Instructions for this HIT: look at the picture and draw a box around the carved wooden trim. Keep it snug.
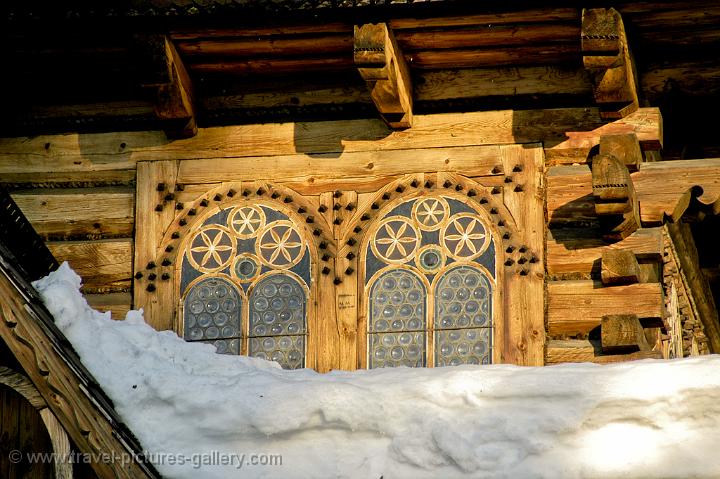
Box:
[582,8,639,119]
[354,23,413,129]
[592,153,640,241]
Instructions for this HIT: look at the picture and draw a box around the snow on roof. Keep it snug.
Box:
[34,262,720,479]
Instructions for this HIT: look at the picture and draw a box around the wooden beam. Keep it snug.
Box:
[47,239,133,294]
[547,280,663,336]
[601,314,650,353]
[545,339,661,364]
[599,133,643,172]
[139,35,196,139]
[601,248,641,285]
[582,8,639,119]
[547,227,663,278]
[592,153,640,241]
[85,292,132,320]
[354,23,413,128]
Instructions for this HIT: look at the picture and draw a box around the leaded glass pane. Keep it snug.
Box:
[435,266,491,330]
[369,332,426,368]
[183,277,242,349]
[434,266,492,367]
[249,274,306,369]
[435,328,491,366]
[368,269,426,368]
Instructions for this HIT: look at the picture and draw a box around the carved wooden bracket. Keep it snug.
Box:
[601,248,640,285]
[599,133,643,172]
[582,8,639,120]
[592,153,640,241]
[138,35,197,139]
[354,23,413,129]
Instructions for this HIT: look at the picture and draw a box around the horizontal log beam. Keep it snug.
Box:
[545,339,662,364]
[547,280,664,336]
[10,188,134,240]
[0,108,662,173]
[47,239,133,294]
[547,227,663,278]
[85,292,132,320]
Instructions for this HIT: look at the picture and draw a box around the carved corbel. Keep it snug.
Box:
[137,35,197,139]
[582,8,639,120]
[354,23,413,129]
[592,153,640,241]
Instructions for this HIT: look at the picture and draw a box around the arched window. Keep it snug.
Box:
[178,201,312,369]
[363,195,496,369]
[434,265,492,366]
[249,274,307,369]
[183,277,243,354]
[368,269,426,368]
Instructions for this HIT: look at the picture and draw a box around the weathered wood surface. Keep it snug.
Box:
[599,133,643,171]
[0,268,152,478]
[601,314,649,353]
[548,159,720,226]
[134,161,178,332]
[601,248,641,285]
[11,188,134,240]
[85,293,132,320]
[547,280,663,336]
[354,23,413,128]
[47,239,133,293]
[0,108,662,171]
[547,227,662,278]
[592,153,640,241]
[666,222,720,353]
[545,339,662,364]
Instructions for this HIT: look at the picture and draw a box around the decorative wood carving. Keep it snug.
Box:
[601,248,640,285]
[138,35,196,138]
[582,8,639,120]
[354,23,413,129]
[592,153,640,241]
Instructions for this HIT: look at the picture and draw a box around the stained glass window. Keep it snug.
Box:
[365,195,495,369]
[183,277,242,355]
[368,269,426,368]
[248,274,306,369]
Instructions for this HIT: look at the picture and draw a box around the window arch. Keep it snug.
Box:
[178,200,313,369]
[363,194,497,369]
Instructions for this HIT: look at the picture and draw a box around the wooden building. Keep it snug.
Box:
[1,0,720,476]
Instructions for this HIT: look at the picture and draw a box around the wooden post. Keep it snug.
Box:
[354,23,413,129]
[582,8,639,119]
[601,314,650,353]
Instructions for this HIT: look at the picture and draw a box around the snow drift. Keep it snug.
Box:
[33,263,720,478]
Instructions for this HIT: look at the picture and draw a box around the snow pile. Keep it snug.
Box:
[34,263,720,479]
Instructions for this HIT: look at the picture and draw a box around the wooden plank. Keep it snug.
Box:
[177,146,502,184]
[176,34,351,58]
[133,161,179,332]
[47,239,133,294]
[85,292,132,320]
[547,227,663,277]
[547,165,594,226]
[316,192,340,372]
[499,145,545,366]
[333,190,359,371]
[417,66,592,101]
[10,187,134,240]
[0,107,662,167]
[547,280,664,336]
[545,339,662,364]
[407,44,578,69]
[389,8,580,29]
[0,169,136,189]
